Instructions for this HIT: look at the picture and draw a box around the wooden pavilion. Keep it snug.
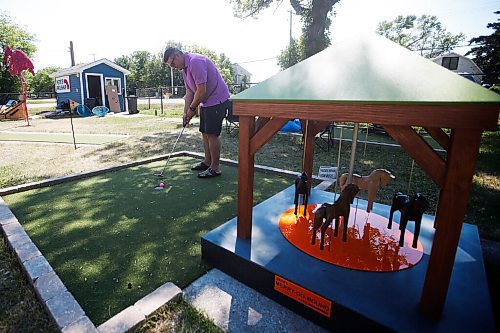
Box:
[231,32,500,319]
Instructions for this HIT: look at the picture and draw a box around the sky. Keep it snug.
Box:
[1,0,498,82]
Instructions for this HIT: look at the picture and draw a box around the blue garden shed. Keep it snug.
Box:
[50,59,130,112]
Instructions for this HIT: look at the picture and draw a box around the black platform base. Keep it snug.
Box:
[201,186,495,332]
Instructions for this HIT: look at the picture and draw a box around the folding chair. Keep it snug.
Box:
[225,101,239,135]
[315,122,335,152]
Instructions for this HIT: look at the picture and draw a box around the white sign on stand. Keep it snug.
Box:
[318,166,337,181]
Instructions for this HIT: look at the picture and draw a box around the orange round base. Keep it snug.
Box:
[279,204,424,272]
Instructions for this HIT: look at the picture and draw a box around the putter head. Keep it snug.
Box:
[153,173,164,178]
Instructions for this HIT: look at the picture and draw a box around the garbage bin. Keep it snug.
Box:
[127,95,138,114]
[84,98,96,110]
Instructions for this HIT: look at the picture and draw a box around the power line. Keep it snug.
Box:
[234,57,277,64]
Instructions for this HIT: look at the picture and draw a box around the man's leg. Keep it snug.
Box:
[202,133,211,166]
[207,133,221,171]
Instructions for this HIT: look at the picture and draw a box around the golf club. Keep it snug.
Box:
[154,124,187,178]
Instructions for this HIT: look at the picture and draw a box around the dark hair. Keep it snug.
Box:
[163,47,182,62]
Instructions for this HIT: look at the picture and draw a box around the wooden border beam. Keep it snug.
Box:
[233,102,499,130]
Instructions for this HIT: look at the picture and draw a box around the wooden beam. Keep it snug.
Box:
[420,129,483,317]
[250,118,289,155]
[233,102,499,130]
[424,127,450,151]
[302,120,316,190]
[384,125,446,188]
[237,116,256,239]
[255,117,270,132]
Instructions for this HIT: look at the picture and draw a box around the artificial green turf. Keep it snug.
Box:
[3,157,290,324]
[0,132,128,145]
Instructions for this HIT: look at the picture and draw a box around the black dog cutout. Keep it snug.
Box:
[312,184,360,249]
[294,172,309,217]
[388,192,429,248]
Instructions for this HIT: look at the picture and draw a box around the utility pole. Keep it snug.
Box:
[68,41,77,150]
[69,41,75,66]
[289,10,293,66]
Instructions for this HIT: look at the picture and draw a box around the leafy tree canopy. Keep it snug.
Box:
[115,41,235,93]
[0,11,37,93]
[376,15,465,58]
[277,36,305,70]
[25,67,61,93]
[466,11,500,91]
[230,0,340,63]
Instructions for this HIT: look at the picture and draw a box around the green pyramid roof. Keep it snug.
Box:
[232,32,500,104]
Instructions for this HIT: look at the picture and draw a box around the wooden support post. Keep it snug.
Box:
[237,116,256,239]
[302,120,315,191]
[419,128,483,317]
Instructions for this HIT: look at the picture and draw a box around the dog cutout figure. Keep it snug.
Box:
[388,192,429,248]
[339,169,395,212]
[311,184,360,249]
[294,172,309,217]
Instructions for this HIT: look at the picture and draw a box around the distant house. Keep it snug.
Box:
[49,59,130,111]
[231,63,252,84]
[432,52,483,84]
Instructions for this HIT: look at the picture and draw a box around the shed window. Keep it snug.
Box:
[441,57,459,70]
[105,78,122,94]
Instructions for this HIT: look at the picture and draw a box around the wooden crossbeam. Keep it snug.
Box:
[425,127,450,151]
[250,118,289,155]
[384,125,446,188]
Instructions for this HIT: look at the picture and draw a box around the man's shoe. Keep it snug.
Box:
[198,168,222,178]
[191,162,209,171]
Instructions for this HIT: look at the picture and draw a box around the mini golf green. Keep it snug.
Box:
[3,157,291,324]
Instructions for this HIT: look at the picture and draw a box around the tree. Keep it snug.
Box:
[229,0,341,59]
[115,42,235,94]
[25,67,61,93]
[376,15,465,58]
[466,11,500,91]
[277,36,304,69]
[0,12,37,93]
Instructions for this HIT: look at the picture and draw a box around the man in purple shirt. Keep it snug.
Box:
[163,47,231,178]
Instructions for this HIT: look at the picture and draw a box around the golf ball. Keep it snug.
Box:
[159,183,165,187]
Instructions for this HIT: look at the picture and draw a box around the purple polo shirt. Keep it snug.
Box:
[182,53,230,107]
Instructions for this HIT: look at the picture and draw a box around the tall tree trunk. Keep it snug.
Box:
[292,0,340,58]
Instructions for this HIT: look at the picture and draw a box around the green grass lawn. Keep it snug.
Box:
[3,157,291,325]
[0,132,129,145]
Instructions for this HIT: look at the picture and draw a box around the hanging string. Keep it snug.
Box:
[333,125,344,199]
[363,123,369,158]
[407,159,415,194]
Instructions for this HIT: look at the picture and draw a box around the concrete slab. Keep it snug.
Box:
[184,268,327,333]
